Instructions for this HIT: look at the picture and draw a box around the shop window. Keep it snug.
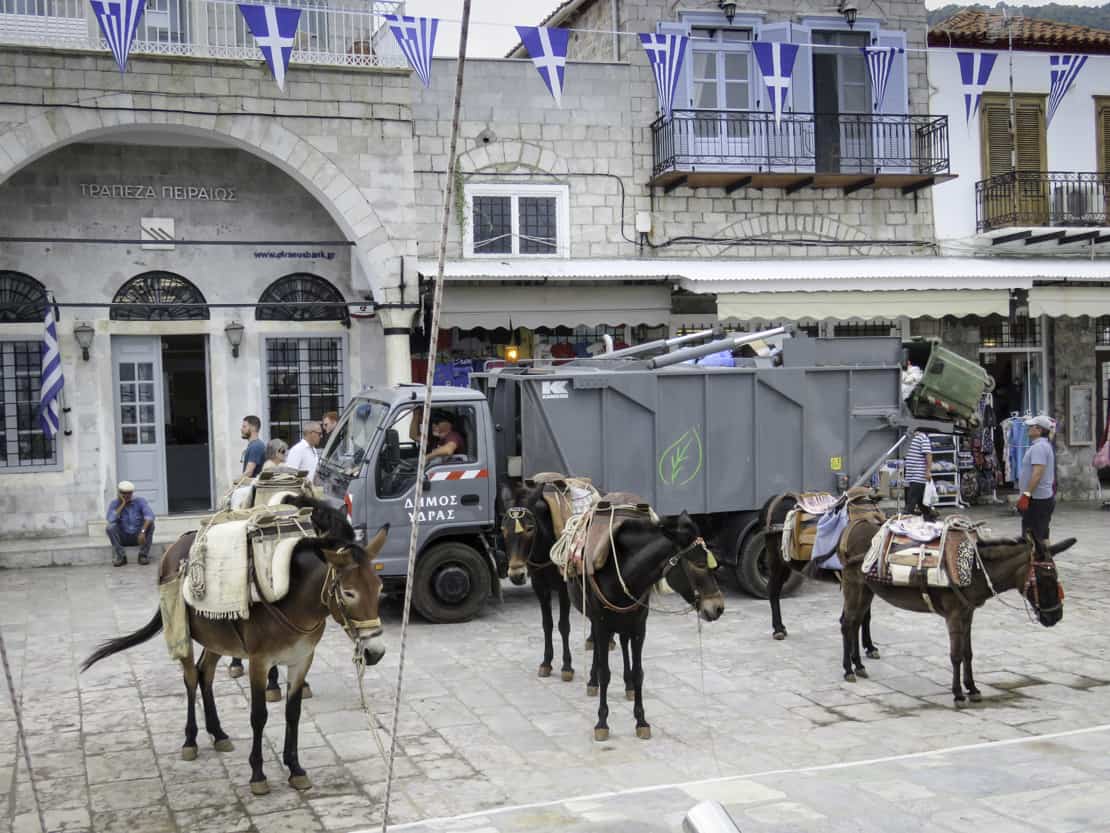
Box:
[979,315,1041,348]
[465,183,569,258]
[833,320,898,337]
[256,273,350,326]
[0,272,49,323]
[0,340,59,469]
[111,272,209,321]
[1097,316,1110,347]
[264,337,344,447]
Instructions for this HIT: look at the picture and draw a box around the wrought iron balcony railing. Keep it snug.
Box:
[651,109,951,179]
[975,171,1110,232]
[0,0,406,69]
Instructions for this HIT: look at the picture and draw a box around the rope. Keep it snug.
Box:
[0,626,47,833]
[379,4,472,831]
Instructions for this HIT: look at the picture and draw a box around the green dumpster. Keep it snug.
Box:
[908,344,994,426]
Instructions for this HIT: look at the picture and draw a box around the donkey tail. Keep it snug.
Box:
[81,608,163,672]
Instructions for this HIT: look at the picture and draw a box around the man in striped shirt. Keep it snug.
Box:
[903,429,933,517]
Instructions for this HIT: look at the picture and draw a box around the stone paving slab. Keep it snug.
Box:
[1,505,1108,832]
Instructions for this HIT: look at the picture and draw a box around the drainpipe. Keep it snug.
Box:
[611,0,620,61]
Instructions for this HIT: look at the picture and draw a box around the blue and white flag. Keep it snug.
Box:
[38,303,63,440]
[753,42,799,127]
[861,46,902,112]
[238,4,301,91]
[956,51,997,125]
[88,0,145,73]
[385,14,438,88]
[639,33,688,118]
[515,26,569,106]
[1048,53,1087,125]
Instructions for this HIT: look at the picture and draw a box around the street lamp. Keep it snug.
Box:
[717,1,738,24]
[73,321,94,361]
[224,320,245,358]
[838,0,859,29]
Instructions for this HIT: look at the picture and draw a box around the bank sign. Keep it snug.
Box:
[80,183,238,201]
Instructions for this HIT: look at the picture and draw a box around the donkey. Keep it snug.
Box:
[82,497,388,796]
[569,501,725,741]
[762,493,881,670]
[839,519,1073,701]
[502,483,610,688]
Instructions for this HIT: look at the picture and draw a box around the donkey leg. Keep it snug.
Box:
[537,583,554,678]
[557,583,574,682]
[961,611,980,702]
[862,604,881,660]
[266,664,282,702]
[620,633,635,701]
[180,652,200,760]
[768,557,789,640]
[631,626,650,739]
[946,612,966,705]
[593,624,612,741]
[197,649,233,751]
[248,658,271,794]
[283,654,313,790]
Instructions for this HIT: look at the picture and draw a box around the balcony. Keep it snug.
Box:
[976,171,1110,246]
[650,109,953,195]
[0,0,406,69]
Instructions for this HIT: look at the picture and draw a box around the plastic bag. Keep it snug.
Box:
[923,480,939,507]
[1094,441,1110,470]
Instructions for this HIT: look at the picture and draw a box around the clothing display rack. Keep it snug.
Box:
[927,433,962,508]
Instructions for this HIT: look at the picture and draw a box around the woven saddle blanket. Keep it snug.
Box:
[863,514,979,589]
[781,489,883,564]
[553,492,658,579]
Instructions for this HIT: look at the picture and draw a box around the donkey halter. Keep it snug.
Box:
[1024,555,1063,616]
[506,506,549,571]
[322,561,382,641]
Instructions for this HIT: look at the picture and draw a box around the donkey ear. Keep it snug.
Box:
[1049,537,1077,556]
[364,524,389,560]
[322,546,355,568]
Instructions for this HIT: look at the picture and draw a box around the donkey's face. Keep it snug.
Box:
[323,524,388,665]
[502,504,539,586]
[659,511,725,623]
[1024,537,1075,628]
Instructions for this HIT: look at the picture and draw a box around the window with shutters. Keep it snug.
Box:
[979,94,1048,227]
[1098,98,1110,176]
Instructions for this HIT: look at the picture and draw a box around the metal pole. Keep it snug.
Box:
[647,326,788,369]
[380,2,471,830]
[852,433,909,490]
[597,328,719,359]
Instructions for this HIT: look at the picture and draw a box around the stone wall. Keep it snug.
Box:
[1050,317,1101,500]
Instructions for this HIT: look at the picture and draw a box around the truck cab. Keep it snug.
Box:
[315,384,504,623]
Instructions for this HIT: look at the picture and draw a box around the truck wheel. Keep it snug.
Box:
[736,530,802,599]
[412,542,492,624]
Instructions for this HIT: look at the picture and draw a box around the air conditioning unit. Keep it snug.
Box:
[1050,182,1105,225]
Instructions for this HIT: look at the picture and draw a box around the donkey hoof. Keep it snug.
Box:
[265,687,282,703]
[954,698,967,709]
[561,669,574,682]
[288,774,312,791]
[636,725,652,740]
[608,638,616,651]
[587,685,598,697]
[866,648,881,660]
[250,779,271,796]
[844,672,857,683]
[968,692,983,703]
[593,727,609,742]
[181,745,198,761]
[772,630,787,641]
[228,665,244,679]
[538,665,552,678]
[585,638,594,650]
[301,684,312,700]
[625,689,635,701]
[213,738,234,753]
[854,667,869,679]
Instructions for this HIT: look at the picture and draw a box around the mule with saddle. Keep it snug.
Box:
[83,481,389,796]
[505,478,725,741]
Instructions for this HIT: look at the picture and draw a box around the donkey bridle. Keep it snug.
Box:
[590,537,715,614]
[1024,556,1063,616]
[505,506,556,573]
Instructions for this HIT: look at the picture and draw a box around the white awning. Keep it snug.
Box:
[1029,286,1110,317]
[717,289,1012,321]
[440,285,671,329]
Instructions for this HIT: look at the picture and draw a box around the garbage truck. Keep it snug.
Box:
[315,329,991,623]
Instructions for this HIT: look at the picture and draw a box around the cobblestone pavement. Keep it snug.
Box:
[2,505,1109,833]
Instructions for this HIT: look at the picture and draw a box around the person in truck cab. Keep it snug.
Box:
[410,407,467,463]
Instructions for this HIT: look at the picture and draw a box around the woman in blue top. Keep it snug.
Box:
[1018,415,1056,544]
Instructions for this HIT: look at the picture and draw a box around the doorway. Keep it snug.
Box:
[812,30,870,173]
[112,334,212,516]
[1097,349,1110,487]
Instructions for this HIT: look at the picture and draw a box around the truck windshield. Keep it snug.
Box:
[320,398,388,473]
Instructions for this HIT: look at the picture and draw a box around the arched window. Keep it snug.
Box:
[256,273,350,326]
[111,272,209,321]
[0,271,49,323]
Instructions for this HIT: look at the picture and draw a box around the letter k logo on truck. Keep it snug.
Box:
[541,381,569,399]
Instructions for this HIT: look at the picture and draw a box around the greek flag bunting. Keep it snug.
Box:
[752,42,799,127]
[515,26,570,106]
[238,4,302,91]
[38,304,63,440]
[861,46,901,112]
[1048,54,1087,125]
[956,51,997,125]
[88,0,145,73]
[639,33,688,118]
[384,14,438,88]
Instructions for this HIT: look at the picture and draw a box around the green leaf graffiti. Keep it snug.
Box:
[658,427,704,487]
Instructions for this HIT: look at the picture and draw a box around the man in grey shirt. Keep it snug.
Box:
[1018,415,1056,543]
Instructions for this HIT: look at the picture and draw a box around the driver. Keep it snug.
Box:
[410,408,466,463]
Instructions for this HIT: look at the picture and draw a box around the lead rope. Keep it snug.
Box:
[0,626,47,833]
[379,6,471,831]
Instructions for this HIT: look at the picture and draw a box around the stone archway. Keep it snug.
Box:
[456,140,571,176]
[690,214,892,258]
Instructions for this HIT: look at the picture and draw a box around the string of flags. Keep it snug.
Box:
[82,6,1094,129]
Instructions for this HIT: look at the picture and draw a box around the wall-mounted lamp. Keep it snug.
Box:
[838,0,859,29]
[73,321,94,361]
[717,1,738,24]
[505,344,520,363]
[224,320,245,358]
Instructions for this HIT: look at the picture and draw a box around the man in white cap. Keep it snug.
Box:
[105,481,156,566]
[1017,415,1056,544]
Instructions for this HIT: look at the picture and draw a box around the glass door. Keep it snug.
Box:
[112,336,168,515]
[687,27,753,165]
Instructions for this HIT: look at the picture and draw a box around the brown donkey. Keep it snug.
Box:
[839,519,1073,701]
[83,501,388,796]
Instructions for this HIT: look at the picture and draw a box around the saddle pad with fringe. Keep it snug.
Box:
[250,508,315,603]
[158,573,191,661]
[184,519,251,619]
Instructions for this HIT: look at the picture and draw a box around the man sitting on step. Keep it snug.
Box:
[105,480,155,567]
